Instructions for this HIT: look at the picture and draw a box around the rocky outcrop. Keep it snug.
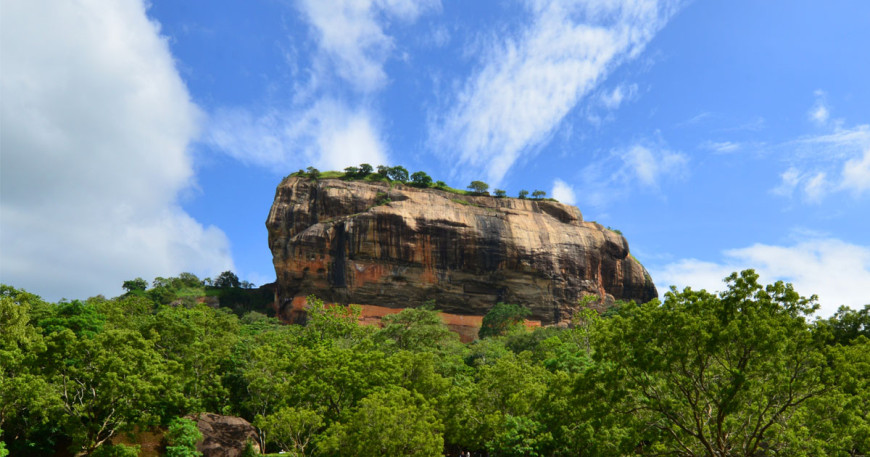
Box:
[190,413,260,457]
[267,176,657,325]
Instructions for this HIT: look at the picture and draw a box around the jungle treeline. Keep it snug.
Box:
[1,270,868,456]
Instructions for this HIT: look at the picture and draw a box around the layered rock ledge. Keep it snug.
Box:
[266,176,657,326]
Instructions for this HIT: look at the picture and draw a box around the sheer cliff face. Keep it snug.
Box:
[266,176,657,325]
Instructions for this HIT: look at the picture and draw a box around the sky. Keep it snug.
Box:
[1,0,868,316]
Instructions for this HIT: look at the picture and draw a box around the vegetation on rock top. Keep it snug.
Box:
[290,164,558,201]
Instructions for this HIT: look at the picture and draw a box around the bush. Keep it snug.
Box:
[166,417,202,457]
[479,303,532,339]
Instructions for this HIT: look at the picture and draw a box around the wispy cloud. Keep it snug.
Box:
[207,99,388,171]
[773,118,870,202]
[652,236,870,317]
[577,141,687,207]
[619,144,688,189]
[599,83,638,110]
[295,0,441,93]
[808,89,830,126]
[430,0,683,185]
[700,140,741,153]
[207,0,441,171]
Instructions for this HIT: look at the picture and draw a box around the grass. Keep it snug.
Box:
[450,198,470,205]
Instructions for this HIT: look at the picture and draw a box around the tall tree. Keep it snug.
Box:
[589,270,826,457]
[468,180,489,194]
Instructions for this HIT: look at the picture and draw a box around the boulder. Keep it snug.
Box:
[190,413,260,457]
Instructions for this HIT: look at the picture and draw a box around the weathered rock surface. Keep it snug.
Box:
[190,413,260,457]
[267,176,657,325]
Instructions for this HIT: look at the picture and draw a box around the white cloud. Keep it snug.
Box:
[599,83,638,110]
[774,122,870,202]
[652,237,870,317]
[296,0,440,93]
[0,0,233,301]
[431,0,682,184]
[575,141,687,207]
[841,149,870,195]
[551,179,577,205]
[701,140,741,153]
[619,144,688,188]
[207,99,389,171]
[808,90,830,125]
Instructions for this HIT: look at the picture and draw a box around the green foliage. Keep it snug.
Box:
[587,270,825,456]
[374,191,391,206]
[166,417,203,457]
[122,277,148,293]
[320,387,442,457]
[91,443,141,457]
[467,180,489,194]
[819,304,870,344]
[531,189,546,199]
[605,225,623,235]
[410,171,433,187]
[214,270,241,289]
[493,188,507,198]
[1,272,866,456]
[305,166,320,179]
[450,198,470,205]
[479,303,531,339]
[255,407,323,456]
[518,189,529,199]
[375,306,459,352]
[387,165,409,183]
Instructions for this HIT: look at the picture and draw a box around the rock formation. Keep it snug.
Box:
[190,413,260,457]
[266,176,657,326]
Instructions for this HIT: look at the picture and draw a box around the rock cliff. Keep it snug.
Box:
[266,176,657,325]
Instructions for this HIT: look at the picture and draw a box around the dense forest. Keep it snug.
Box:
[1,270,867,456]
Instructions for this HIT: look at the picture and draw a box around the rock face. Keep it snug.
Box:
[267,176,657,325]
[190,413,260,457]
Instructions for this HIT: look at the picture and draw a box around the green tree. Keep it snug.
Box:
[166,417,203,457]
[493,189,507,198]
[589,270,826,456]
[47,328,168,455]
[122,278,148,293]
[518,190,529,199]
[358,163,374,175]
[343,166,360,178]
[214,270,241,289]
[306,166,320,179]
[388,166,409,183]
[434,180,447,188]
[531,190,546,199]
[376,165,391,178]
[410,171,433,188]
[320,387,443,457]
[255,407,323,456]
[468,180,489,194]
[479,303,531,339]
[375,306,459,352]
[0,287,61,452]
[147,305,240,414]
[819,304,870,345]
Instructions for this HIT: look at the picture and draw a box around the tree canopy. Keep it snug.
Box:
[1,270,866,456]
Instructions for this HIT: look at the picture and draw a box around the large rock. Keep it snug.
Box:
[266,176,657,325]
[190,413,260,457]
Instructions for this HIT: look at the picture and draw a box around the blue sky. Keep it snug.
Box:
[2,0,868,316]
